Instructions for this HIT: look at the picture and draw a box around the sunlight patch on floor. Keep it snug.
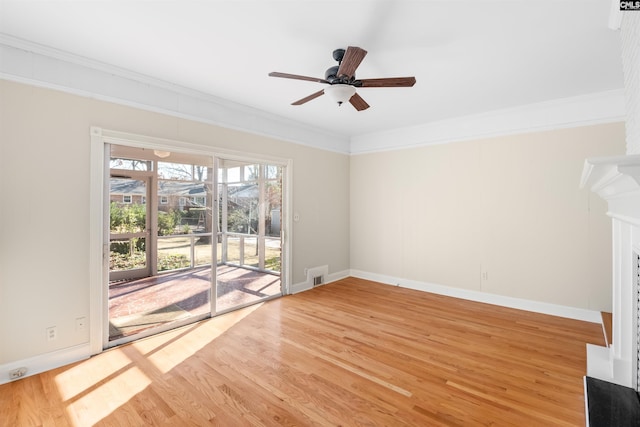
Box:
[140,302,265,374]
[65,366,151,426]
[51,299,266,425]
[54,350,133,401]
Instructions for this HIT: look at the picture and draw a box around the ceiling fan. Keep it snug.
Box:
[269,46,416,111]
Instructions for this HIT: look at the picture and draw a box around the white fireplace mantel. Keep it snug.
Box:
[581,154,640,389]
[581,154,640,225]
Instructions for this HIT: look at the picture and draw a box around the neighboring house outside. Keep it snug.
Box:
[110,179,208,212]
[110,179,280,236]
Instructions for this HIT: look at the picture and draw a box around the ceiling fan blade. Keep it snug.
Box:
[359,77,416,87]
[292,89,325,105]
[349,93,370,111]
[337,46,367,79]
[269,72,329,84]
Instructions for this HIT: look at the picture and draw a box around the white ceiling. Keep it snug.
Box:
[0,0,623,140]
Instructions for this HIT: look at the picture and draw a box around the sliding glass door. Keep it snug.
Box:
[101,137,289,348]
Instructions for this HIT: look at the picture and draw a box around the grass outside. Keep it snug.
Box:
[111,235,281,272]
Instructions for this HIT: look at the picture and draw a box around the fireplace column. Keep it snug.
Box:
[581,154,640,389]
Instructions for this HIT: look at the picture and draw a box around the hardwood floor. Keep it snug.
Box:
[601,311,612,347]
[0,277,604,426]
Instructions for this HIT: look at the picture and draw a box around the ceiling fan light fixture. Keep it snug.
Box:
[324,84,356,106]
[153,150,171,158]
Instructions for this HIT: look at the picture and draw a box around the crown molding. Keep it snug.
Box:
[350,89,626,154]
[0,34,626,156]
[0,34,351,154]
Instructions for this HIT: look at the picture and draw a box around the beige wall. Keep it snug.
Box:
[0,77,626,369]
[350,123,626,312]
[0,80,350,364]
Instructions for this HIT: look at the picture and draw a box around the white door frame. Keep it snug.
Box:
[89,127,292,354]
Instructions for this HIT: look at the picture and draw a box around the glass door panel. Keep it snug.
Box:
[264,168,282,273]
[243,237,259,268]
[216,160,283,313]
[107,145,214,346]
[265,238,281,272]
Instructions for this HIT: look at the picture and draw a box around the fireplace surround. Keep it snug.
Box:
[581,154,640,390]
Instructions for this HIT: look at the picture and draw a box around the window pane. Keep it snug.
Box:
[110,178,146,216]
[243,236,258,268]
[109,185,146,233]
[244,164,260,181]
[226,183,258,234]
[158,162,209,181]
[195,238,212,267]
[265,165,279,179]
[266,180,282,237]
[265,237,281,272]
[110,158,150,171]
[110,237,146,271]
[225,167,240,183]
[157,236,191,271]
[225,235,240,264]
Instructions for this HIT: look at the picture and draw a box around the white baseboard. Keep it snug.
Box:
[349,269,603,324]
[290,280,312,294]
[586,343,614,383]
[327,269,350,284]
[0,343,91,385]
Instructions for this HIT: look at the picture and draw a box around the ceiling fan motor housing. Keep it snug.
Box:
[325,65,340,83]
[332,48,345,62]
[325,66,358,85]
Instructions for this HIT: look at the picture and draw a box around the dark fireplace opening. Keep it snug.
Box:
[633,253,640,392]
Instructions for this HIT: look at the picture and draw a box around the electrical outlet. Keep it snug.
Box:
[76,317,87,331]
[9,367,27,380]
[46,326,57,341]
[481,271,489,281]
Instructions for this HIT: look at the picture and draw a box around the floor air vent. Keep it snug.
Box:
[306,265,329,288]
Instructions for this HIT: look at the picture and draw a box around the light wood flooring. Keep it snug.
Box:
[1,277,604,426]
